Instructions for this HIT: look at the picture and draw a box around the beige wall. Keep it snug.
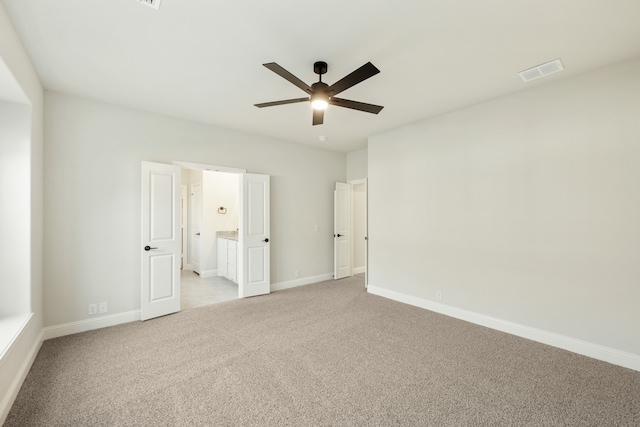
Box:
[347,148,367,181]
[369,56,640,357]
[202,171,239,273]
[0,101,31,315]
[43,91,345,326]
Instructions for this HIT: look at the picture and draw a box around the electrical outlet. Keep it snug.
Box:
[88,303,98,315]
[436,291,442,301]
[294,270,300,278]
[99,302,108,314]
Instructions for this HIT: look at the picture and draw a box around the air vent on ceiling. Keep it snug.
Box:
[518,59,564,82]
[136,0,161,10]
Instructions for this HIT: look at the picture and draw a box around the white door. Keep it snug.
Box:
[191,183,202,274]
[364,178,368,287]
[334,182,352,279]
[239,173,270,298]
[141,161,181,321]
[180,185,187,269]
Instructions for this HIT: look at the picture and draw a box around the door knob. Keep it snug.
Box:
[262,238,269,243]
[336,234,343,237]
[196,233,200,236]
[144,245,158,251]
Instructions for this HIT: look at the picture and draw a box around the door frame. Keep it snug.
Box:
[190,182,202,275]
[173,161,246,174]
[142,161,252,319]
[179,162,247,276]
[180,184,188,270]
[349,178,368,286]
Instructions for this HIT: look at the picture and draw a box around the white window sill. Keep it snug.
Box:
[0,313,32,362]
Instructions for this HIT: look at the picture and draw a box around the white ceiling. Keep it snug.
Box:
[3,0,640,152]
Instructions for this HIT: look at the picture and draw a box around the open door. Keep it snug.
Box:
[191,183,202,275]
[239,173,270,298]
[364,178,368,287]
[334,182,352,279]
[141,161,181,321]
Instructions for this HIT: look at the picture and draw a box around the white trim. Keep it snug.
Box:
[348,178,368,286]
[367,285,640,372]
[272,273,334,292]
[180,184,188,269]
[173,161,246,174]
[352,266,366,275]
[0,313,32,362]
[183,264,193,271]
[199,269,218,278]
[348,178,366,185]
[0,328,42,425]
[42,310,141,340]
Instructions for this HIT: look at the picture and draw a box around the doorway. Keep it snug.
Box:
[181,167,240,309]
[333,179,368,285]
[351,180,367,282]
[141,160,271,321]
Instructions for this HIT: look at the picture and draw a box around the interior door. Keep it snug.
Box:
[180,185,187,269]
[141,161,181,321]
[334,182,352,279]
[239,173,270,298]
[364,178,368,287]
[191,183,201,274]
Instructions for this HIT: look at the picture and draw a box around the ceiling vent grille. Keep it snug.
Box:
[136,0,161,10]
[519,59,564,82]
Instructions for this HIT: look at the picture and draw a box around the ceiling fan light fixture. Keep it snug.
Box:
[310,93,329,110]
[255,61,383,125]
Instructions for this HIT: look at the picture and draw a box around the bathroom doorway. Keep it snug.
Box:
[181,167,240,309]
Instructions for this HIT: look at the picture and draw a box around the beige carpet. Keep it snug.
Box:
[5,276,640,426]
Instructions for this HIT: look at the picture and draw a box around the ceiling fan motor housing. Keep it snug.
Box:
[314,61,328,75]
[311,81,329,92]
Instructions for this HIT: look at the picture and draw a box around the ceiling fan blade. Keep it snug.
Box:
[312,109,324,126]
[254,97,309,108]
[329,97,384,114]
[263,63,312,94]
[326,62,380,96]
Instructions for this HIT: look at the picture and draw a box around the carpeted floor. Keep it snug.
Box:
[5,276,640,426]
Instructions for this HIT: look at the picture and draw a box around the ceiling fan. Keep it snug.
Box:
[254,61,384,126]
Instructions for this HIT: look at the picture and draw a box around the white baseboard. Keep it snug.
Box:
[272,273,334,292]
[352,266,366,275]
[0,323,42,425]
[367,285,640,372]
[42,310,141,341]
[200,269,218,278]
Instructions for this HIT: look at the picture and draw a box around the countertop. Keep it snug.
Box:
[217,230,238,241]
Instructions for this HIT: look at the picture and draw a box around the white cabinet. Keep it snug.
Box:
[217,237,238,283]
[217,238,228,277]
[227,240,237,282]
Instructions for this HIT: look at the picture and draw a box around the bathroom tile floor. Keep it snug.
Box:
[180,270,238,310]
